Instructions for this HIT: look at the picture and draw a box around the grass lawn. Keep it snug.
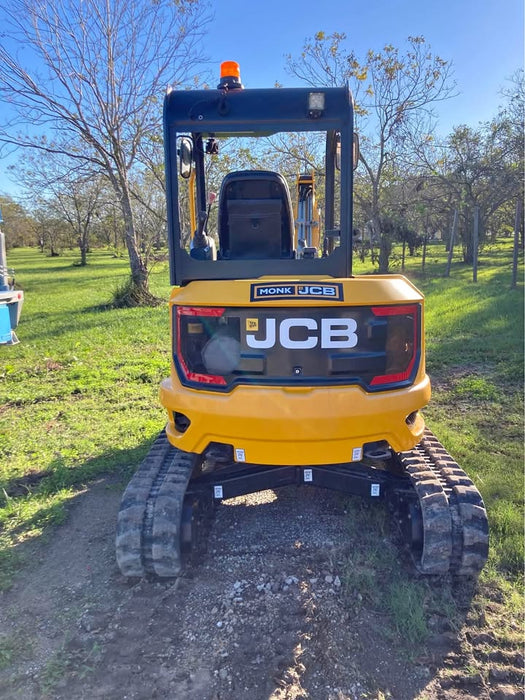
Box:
[0,248,172,588]
[387,239,523,580]
[0,241,523,597]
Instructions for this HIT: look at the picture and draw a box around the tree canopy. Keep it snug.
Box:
[0,0,211,304]
[286,32,456,271]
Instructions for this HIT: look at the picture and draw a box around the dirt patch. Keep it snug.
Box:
[0,479,523,700]
[2,470,53,498]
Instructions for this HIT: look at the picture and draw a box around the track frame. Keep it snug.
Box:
[116,429,488,579]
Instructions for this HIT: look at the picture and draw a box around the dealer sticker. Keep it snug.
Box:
[250,282,343,302]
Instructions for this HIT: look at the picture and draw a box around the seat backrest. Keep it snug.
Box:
[218,171,294,260]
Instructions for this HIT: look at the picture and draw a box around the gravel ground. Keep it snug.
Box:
[0,476,523,700]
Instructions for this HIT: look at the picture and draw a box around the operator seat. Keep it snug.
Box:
[218,170,294,260]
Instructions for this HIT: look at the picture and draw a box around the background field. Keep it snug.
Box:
[1,240,523,590]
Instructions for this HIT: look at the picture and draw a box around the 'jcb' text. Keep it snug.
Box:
[246,318,358,349]
[297,285,337,296]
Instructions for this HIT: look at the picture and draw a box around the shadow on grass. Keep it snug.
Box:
[18,303,167,344]
[0,436,158,590]
[1,439,154,506]
[1,469,53,498]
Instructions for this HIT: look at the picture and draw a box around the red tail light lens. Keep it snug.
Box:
[369,304,419,387]
[175,306,241,386]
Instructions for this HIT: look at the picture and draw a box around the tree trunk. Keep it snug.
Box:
[472,206,479,282]
[371,212,391,274]
[511,197,522,289]
[113,179,161,307]
[378,235,392,274]
[79,238,87,266]
[445,209,458,277]
[79,226,88,266]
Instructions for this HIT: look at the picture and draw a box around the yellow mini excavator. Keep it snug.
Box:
[116,62,488,579]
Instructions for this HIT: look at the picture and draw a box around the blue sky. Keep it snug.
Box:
[207,0,523,132]
[0,0,523,198]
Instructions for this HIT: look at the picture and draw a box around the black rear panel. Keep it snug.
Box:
[174,304,421,392]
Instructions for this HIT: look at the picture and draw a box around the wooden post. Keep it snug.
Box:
[473,206,479,282]
[511,197,522,289]
[445,209,458,277]
[422,234,428,272]
[401,239,406,271]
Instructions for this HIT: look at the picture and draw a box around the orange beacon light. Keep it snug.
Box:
[218,61,243,90]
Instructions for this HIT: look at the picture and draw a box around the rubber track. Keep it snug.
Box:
[116,430,488,580]
[115,432,198,577]
[399,428,489,577]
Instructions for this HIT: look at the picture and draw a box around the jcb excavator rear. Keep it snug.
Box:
[116,62,488,580]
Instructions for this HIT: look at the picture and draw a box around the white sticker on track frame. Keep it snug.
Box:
[235,448,246,462]
[352,447,363,461]
[303,469,313,483]
[214,485,223,499]
[371,483,380,497]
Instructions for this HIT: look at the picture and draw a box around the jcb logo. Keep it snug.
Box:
[246,318,358,349]
[297,285,337,297]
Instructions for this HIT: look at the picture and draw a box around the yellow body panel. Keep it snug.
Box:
[160,275,431,466]
[169,274,424,307]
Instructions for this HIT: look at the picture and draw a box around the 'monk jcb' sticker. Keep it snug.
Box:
[250,283,343,302]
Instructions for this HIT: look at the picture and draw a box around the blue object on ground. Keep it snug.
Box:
[0,304,13,343]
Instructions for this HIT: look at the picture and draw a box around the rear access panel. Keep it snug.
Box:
[160,275,431,465]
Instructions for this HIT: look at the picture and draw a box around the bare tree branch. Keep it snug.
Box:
[0,0,212,303]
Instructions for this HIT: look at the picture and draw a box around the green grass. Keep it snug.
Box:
[0,631,32,671]
[0,241,523,597]
[386,579,428,646]
[357,238,524,582]
[0,248,172,588]
[340,497,463,653]
[415,241,523,581]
